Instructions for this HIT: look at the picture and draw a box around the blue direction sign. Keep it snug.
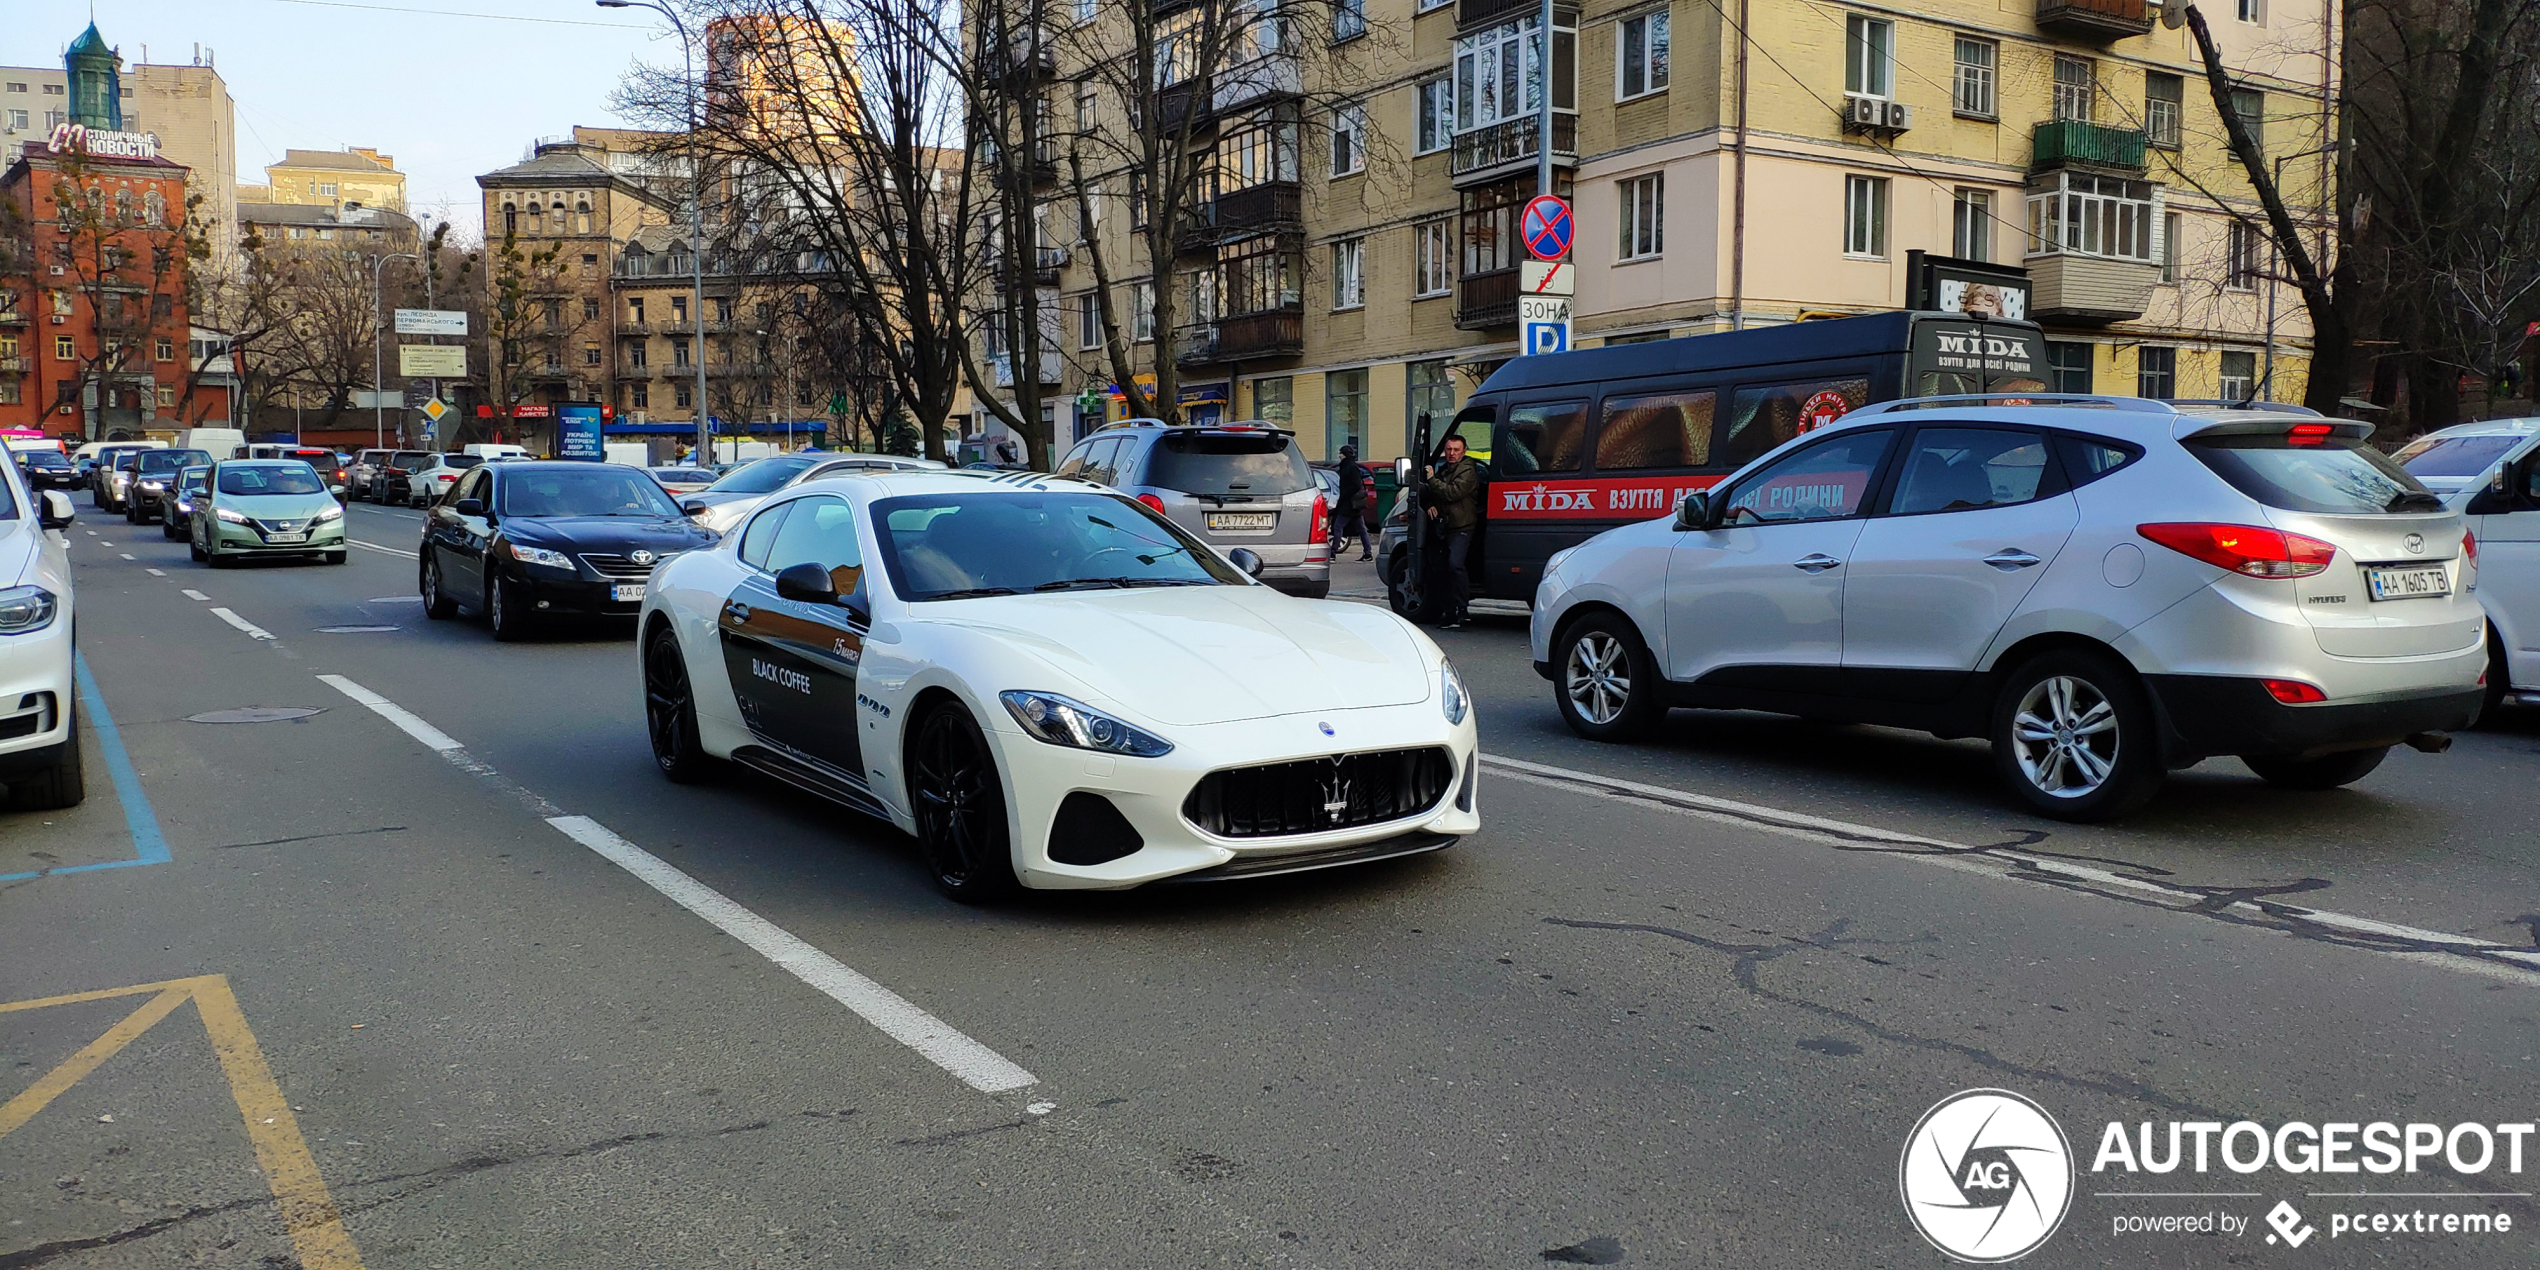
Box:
[1521,194,1573,261]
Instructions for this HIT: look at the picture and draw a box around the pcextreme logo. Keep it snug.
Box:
[1900,1089,2076,1263]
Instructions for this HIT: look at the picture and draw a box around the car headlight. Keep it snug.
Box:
[314,504,344,522]
[1440,659,1469,726]
[999,690,1173,757]
[509,544,574,569]
[0,586,58,634]
[215,507,250,524]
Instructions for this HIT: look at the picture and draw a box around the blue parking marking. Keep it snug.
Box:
[0,651,171,881]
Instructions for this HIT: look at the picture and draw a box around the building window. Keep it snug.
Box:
[674,382,693,409]
[2045,341,2093,394]
[583,344,602,367]
[5,110,24,131]
[1414,219,1453,296]
[2235,0,2265,23]
[1843,175,1888,257]
[1618,173,1663,260]
[2159,210,2183,283]
[628,341,648,369]
[1217,107,1300,191]
[715,297,735,324]
[153,337,172,362]
[1253,376,1294,427]
[318,182,337,197]
[2144,73,2182,149]
[1407,360,1455,446]
[1325,368,1368,458]
[1330,101,1365,177]
[672,295,689,322]
[631,381,649,408]
[2228,87,2264,147]
[1845,16,1893,99]
[2226,219,2261,290]
[2136,346,2176,399]
[1618,10,1669,100]
[1074,0,1096,23]
[672,338,691,367]
[580,297,600,322]
[1416,77,1453,154]
[1331,237,1365,309]
[2052,55,2094,122]
[2218,350,2257,400]
[1453,14,1572,136]
[1077,292,1101,349]
[2026,173,2155,261]
[55,335,74,360]
[1132,281,1155,342]
[1222,235,1302,314]
[1952,38,1996,118]
[580,253,599,280]
[1952,188,1992,261]
[0,381,16,406]
[1333,0,1365,41]
[152,386,172,408]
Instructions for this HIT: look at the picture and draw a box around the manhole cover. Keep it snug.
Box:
[189,707,327,724]
[315,625,401,634]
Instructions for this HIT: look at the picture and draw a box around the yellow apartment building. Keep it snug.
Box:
[242,147,407,215]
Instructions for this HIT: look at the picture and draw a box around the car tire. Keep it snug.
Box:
[325,550,348,565]
[2474,630,2510,727]
[160,514,181,541]
[643,623,715,784]
[1989,649,2164,822]
[486,574,532,642]
[909,704,1019,904]
[421,555,457,620]
[1553,611,1667,742]
[9,704,84,811]
[2243,746,2389,790]
[189,537,206,563]
[123,501,140,524]
[205,545,233,569]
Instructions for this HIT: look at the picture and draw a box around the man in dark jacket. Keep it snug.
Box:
[1420,434,1483,627]
[1333,445,1371,560]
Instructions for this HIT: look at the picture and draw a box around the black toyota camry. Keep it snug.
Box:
[418,460,721,640]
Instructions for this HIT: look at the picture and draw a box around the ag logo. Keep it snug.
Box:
[1899,1089,2073,1262]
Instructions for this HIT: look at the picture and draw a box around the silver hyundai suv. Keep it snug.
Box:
[1530,397,2486,821]
[1057,421,1332,598]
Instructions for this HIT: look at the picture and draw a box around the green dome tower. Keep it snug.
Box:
[65,22,123,131]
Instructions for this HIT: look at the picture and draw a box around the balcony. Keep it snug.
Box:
[1176,308,1304,366]
[1458,0,1538,29]
[2035,0,2155,40]
[1212,181,1301,235]
[2027,253,2159,324]
[987,29,1056,81]
[997,246,1069,292]
[2032,119,2148,172]
[0,309,24,327]
[1213,55,1301,115]
[1455,267,1520,330]
[1156,82,1210,137]
[0,356,28,374]
[990,143,1058,190]
[1450,114,1577,187]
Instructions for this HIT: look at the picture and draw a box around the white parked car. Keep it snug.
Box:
[2394,417,2540,717]
[679,452,947,536]
[0,457,82,809]
[1531,397,2485,821]
[638,470,1478,900]
[398,454,481,507]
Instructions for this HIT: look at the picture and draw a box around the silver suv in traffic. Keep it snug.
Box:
[1530,397,2486,821]
[1056,421,1332,598]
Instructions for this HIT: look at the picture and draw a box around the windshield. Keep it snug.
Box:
[872,492,1243,599]
[180,467,210,493]
[1140,433,1312,497]
[499,467,684,518]
[2186,435,2440,515]
[2393,433,2526,479]
[138,450,210,475]
[705,456,818,495]
[653,468,715,482]
[218,464,326,496]
[25,452,69,469]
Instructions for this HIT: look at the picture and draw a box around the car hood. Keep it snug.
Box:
[502,514,719,556]
[227,493,338,518]
[932,585,1433,725]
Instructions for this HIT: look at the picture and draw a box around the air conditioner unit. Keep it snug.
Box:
[1884,101,1914,131]
[1844,96,1883,129]
[51,315,66,324]
[48,265,64,275]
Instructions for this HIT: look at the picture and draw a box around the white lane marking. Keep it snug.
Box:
[119,553,136,560]
[208,607,276,641]
[317,674,464,752]
[84,529,97,536]
[145,568,166,576]
[347,539,417,559]
[99,541,114,547]
[182,589,210,601]
[547,815,1040,1095]
[1479,752,2540,987]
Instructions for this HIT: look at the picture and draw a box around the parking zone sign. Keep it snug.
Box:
[1520,294,1572,356]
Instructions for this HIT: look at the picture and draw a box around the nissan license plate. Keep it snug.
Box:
[2365,564,2449,601]
[611,583,647,603]
[266,532,307,544]
[1206,511,1276,532]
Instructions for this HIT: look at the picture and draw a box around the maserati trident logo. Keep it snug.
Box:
[629,549,657,566]
[1900,1089,2073,1262]
[1320,756,1351,823]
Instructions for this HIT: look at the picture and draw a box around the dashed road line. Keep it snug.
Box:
[182,589,210,601]
[346,539,416,559]
[119,553,135,561]
[315,675,461,751]
[145,568,165,576]
[208,607,276,641]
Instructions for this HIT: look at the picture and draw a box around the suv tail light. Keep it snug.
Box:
[1308,493,1329,544]
[2463,529,2479,569]
[2263,679,2327,704]
[2138,522,2336,579]
[2287,422,2335,446]
[1136,493,1167,516]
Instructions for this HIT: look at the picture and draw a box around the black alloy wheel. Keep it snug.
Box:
[910,705,1018,903]
[486,573,531,642]
[643,623,714,783]
[420,555,456,619]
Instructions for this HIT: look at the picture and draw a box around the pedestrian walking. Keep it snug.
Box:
[1420,434,1482,627]
[1334,445,1373,561]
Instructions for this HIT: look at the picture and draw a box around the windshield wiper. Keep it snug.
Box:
[1033,578,1129,592]
[924,586,1021,600]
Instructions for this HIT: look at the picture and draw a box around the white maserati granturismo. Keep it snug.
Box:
[637,469,1479,901]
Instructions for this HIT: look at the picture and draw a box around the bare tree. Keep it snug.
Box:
[479,229,598,452]
[31,150,207,438]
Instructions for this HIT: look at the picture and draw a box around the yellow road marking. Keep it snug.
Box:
[0,975,368,1269]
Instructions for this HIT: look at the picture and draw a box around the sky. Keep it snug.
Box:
[5,0,681,237]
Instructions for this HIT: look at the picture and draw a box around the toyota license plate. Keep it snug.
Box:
[611,583,647,603]
[1206,512,1276,532]
[266,532,307,544]
[2365,564,2449,601]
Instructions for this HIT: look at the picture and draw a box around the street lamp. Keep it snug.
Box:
[600,0,711,465]
[370,251,420,450]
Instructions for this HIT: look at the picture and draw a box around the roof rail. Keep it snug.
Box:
[1846,393,2178,417]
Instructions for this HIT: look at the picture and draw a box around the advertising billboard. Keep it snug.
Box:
[557,402,605,461]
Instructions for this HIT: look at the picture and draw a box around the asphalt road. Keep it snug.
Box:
[3,501,2535,1269]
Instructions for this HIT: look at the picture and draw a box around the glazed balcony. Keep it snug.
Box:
[2035,0,2155,41]
[2031,119,2148,172]
[1450,114,1576,187]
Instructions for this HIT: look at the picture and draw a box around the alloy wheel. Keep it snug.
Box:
[912,712,999,889]
[1565,631,1632,726]
[644,632,694,773]
[2010,674,2119,798]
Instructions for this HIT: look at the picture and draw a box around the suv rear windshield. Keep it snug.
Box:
[1141,433,1312,497]
[2393,433,2526,479]
[2186,435,2440,515]
[391,451,432,468]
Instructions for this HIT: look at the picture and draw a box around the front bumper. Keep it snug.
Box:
[991,699,1480,890]
[505,565,651,616]
[2145,677,2483,762]
[210,518,347,554]
[0,614,76,766]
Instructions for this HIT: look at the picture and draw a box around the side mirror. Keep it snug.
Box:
[453,498,486,517]
[1227,546,1265,578]
[330,484,346,496]
[681,499,709,516]
[774,561,837,604]
[1393,456,1413,485]
[38,490,74,530]
[1672,490,1710,531]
